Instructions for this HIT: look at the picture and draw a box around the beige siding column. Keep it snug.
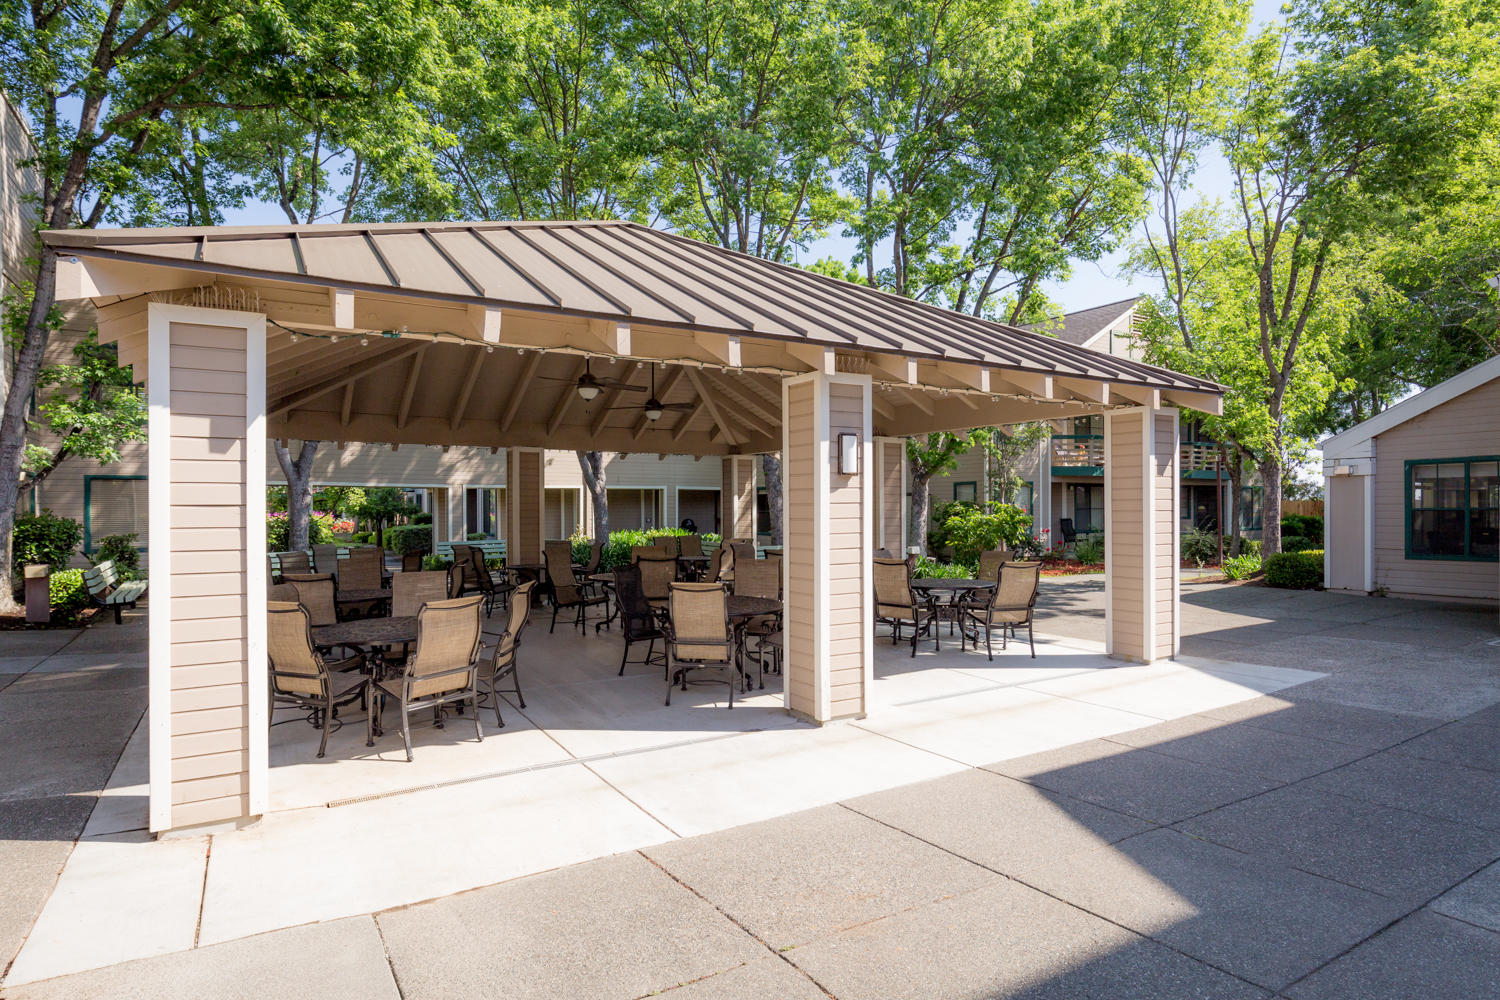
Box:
[1323,460,1373,592]
[721,455,756,539]
[874,437,907,554]
[506,447,544,564]
[781,372,873,723]
[147,302,267,834]
[1104,407,1180,663]
[447,486,466,542]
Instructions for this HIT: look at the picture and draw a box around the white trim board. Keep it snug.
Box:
[1322,354,1500,458]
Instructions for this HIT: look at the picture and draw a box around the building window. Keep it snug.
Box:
[1071,484,1104,531]
[1407,458,1498,561]
[1073,415,1102,436]
[1015,482,1033,514]
[953,481,977,503]
[84,475,149,553]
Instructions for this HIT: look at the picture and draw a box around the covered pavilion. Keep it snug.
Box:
[46,219,1222,837]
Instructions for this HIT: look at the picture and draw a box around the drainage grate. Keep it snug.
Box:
[325,727,773,808]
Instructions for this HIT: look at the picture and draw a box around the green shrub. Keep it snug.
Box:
[941,503,1032,566]
[1280,534,1317,553]
[1073,534,1105,565]
[266,513,334,551]
[92,532,141,576]
[411,511,433,525]
[912,556,972,579]
[1264,549,1323,589]
[1223,553,1262,580]
[1280,514,1323,543]
[422,554,453,571]
[1234,538,1263,557]
[1180,527,1219,566]
[485,556,504,570]
[350,531,373,545]
[48,568,90,621]
[13,510,82,574]
[384,525,432,555]
[466,532,489,541]
[599,527,696,570]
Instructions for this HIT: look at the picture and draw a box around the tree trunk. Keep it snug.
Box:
[275,440,320,550]
[761,453,783,546]
[1258,456,1284,556]
[577,451,609,541]
[909,471,932,555]
[0,251,62,611]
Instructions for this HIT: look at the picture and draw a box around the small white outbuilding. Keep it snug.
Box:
[1321,354,1499,604]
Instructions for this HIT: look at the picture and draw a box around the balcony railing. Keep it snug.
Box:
[1050,435,1223,475]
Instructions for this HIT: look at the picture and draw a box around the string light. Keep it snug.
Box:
[360,335,369,347]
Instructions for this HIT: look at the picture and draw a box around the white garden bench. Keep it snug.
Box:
[83,559,149,624]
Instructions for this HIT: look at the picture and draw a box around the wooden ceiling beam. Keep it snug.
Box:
[450,350,487,431]
[546,356,587,435]
[672,400,707,442]
[396,346,429,429]
[591,364,640,436]
[499,350,543,434]
[633,365,685,440]
[269,341,426,416]
[685,367,742,446]
[340,381,355,427]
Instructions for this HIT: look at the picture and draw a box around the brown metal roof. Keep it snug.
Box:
[44,221,1221,394]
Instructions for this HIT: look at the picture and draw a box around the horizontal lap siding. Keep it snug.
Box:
[827,383,866,718]
[784,381,818,719]
[1108,415,1146,657]
[1153,414,1177,659]
[1372,380,1500,601]
[880,440,903,552]
[167,322,251,829]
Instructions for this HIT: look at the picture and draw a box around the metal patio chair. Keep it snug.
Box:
[267,601,367,758]
[612,564,667,677]
[961,560,1042,659]
[663,582,735,709]
[477,580,535,726]
[873,557,937,657]
[368,595,485,761]
[546,544,606,634]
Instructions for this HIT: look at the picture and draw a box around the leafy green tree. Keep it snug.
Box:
[977,423,1050,508]
[5,313,146,501]
[0,0,457,609]
[355,488,420,548]
[907,430,986,553]
[1131,0,1500,554]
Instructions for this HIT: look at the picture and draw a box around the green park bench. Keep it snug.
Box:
[83,559,149,624]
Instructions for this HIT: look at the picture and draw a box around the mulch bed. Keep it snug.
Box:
[0,606,99,630]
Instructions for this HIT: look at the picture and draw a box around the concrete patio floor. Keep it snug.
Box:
[3,581,1498,998]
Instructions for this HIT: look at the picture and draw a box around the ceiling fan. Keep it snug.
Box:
[535,356,648,401]
[611,366,694,421]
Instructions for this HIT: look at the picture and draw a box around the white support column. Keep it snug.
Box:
[721,454,757,540]
[147,302,267,834]
[781,372,873,723]
[506,447,545,564]
[1104,406,1180,663]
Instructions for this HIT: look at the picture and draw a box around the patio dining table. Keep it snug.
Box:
[335,587,392,615]
[910,578,996,645]
[726,596,781,690]
[313,616,418,667]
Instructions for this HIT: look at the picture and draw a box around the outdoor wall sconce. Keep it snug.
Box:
[838,432,860,476]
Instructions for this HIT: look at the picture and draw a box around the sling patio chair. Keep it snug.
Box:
[678,534,703,558]
[730,539,757,565]
[663,582,735,709]
[732,555,782,685]
[451,544,475,593]
[466,545,511,617]
[267,601,367,758]
[311,543,341,575]
[577,540,605,599]
[960,560,1042,659]
[656,535,681,558]
[712,542,734,583]
[637,554,678,611]
[612,564,667,677]
[631,544,668,563]
[277,550,312,576]
[337,546,387,618]
[873,557,938,657]
[368,595,486,761]
[546,545,607,634]
[268,581,299,602]
[400,551,424,573]
[978,548,1008,583]
[477,580,535,726]
[281,572,339,627]
[383,570,451,668]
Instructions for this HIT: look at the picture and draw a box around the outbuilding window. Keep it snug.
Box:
[1407,458,1498,561]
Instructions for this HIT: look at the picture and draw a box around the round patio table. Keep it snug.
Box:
[335,587,392,612]
[726,596,781,691]
[910,579,996,647]
[313,615,418,650]
[676,554,711,581]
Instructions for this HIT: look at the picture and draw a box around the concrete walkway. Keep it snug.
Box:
[4,585,1499,998]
